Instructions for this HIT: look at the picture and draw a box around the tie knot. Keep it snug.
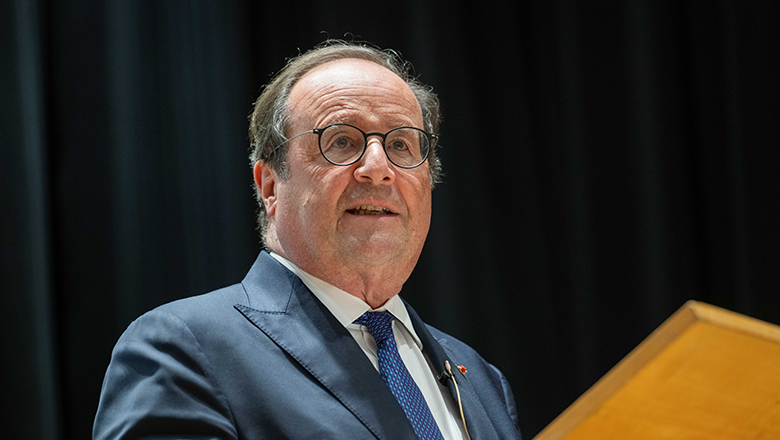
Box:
[354,311,395,344]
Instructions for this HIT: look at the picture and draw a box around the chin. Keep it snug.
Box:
[344,239,414,263]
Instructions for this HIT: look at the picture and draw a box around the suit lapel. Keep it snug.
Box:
[233,253,417,440]
[406,303,500,440]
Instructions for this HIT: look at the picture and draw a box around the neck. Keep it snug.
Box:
[297,256,407,309]
[267,241,411,310]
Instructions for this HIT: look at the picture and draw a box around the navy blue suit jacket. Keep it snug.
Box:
[94,252,522,439]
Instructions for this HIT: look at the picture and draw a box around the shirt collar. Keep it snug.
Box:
[270,252,422,349]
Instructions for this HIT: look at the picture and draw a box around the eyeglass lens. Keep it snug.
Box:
[318,124,430,168]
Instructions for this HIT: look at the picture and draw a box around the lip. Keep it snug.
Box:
[345,201,399,216]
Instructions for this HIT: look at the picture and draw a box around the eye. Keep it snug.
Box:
[389,139,410,152]
[321,127,361,152]
[331,136,353,149]
[319,125,365,164]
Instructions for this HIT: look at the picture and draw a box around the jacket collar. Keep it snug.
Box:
[234,252,417,440]
[235,251,499,439]
[405,303,501,440]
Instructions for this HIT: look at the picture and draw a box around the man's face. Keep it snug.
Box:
[263,58,432,282]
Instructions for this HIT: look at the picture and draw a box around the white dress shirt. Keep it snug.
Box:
[270,253,466,440]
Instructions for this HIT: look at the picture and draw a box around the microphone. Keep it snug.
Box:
[439,360,472,440]
[438,361,454,385]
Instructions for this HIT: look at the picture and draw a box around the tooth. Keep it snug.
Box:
[350,204,391,215]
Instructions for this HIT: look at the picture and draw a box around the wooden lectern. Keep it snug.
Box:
[534,301,780,439]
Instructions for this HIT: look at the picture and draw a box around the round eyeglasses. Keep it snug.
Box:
[274,124,438,169]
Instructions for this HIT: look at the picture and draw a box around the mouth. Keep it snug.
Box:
[347,204,395,216]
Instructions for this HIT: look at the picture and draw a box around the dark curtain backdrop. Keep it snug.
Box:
[2,0,778,438]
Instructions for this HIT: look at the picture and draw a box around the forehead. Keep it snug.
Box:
[287,58,423,128]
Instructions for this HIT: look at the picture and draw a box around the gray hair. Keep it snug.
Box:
[249,40,443,247]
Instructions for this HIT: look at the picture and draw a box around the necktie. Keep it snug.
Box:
[354,311,445,440]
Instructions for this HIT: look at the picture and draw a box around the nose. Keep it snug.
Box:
[354,137,395,185]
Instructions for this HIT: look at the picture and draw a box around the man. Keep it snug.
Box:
[94,41,522,440]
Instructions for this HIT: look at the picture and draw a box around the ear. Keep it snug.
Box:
[254,161,278,216]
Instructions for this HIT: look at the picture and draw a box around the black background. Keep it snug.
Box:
[2,0,778,438]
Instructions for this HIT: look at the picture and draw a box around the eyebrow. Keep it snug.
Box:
[323,118,417,130]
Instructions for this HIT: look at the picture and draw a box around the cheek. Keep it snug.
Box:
[300,172,348,220]
[403,172,432,212]
[416,198,432,234]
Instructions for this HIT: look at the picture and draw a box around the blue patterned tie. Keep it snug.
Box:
[354,311,445,440]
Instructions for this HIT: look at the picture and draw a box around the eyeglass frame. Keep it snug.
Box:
[270,123,439,169]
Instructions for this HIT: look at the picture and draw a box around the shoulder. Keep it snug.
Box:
[155,283,248,321]
[128,251,295,330]
[115,283,248,349]
[425,323,521,435]
[123,283,246,334]
[96,286,247,439]
[426,325,507,383]
[424,325,480,357]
